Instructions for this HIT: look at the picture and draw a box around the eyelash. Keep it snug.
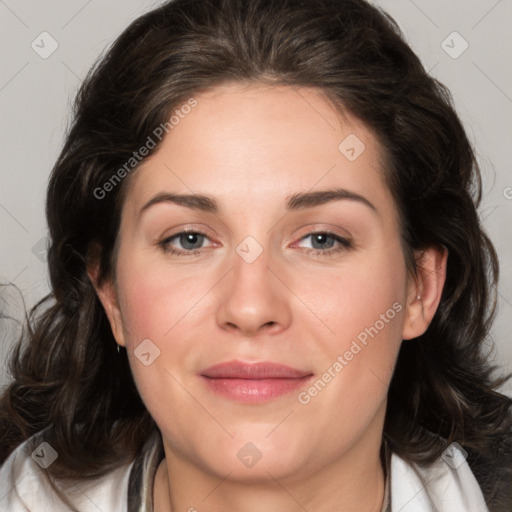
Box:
[158,230,352,257]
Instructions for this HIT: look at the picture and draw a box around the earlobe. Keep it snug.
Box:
[402,245,448,340]
[87,259,126,348]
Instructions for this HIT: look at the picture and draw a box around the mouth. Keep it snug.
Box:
[200,360,314,403]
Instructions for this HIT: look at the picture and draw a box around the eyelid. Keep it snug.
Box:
[291,231,352,251]
[157,226,218,254]
[159,224,216,242]
[290,224,352,244]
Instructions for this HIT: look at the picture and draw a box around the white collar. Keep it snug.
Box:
[390,444,489,511]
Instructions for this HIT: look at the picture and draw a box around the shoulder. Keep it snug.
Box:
[0,433,134,512]
[390,443,490,512]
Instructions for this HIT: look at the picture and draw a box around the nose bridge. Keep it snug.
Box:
[230,233,275,299]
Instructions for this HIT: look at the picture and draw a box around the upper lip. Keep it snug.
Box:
[201,360,312,379]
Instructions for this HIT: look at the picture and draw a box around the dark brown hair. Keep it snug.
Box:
[1,0,510,509]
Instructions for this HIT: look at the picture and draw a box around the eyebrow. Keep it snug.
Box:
[139,188,377,216]
[286,189,377,213]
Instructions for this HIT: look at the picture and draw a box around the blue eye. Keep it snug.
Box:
[297,232,352,255]
[175,232,206,250]
[159,231,210,255]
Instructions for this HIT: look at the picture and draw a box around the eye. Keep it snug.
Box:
[158,230,352,257]
[159,231,213,255]
[295,232,352,255]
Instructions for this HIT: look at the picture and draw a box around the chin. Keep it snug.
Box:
[196,433,312,482]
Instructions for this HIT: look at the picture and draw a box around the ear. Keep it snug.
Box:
[402,245,448,340]
[87,246,126,347]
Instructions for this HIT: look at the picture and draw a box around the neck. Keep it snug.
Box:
[154,434,386,512]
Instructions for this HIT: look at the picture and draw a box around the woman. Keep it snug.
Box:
[1,0,510,510]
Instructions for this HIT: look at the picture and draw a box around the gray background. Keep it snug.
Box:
[1,0,511,395]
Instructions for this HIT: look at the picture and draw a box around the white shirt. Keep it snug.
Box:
[0,431,489,511]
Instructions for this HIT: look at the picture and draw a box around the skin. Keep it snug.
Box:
[92,82,447,512]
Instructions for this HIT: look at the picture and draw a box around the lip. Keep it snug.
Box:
[200,360,313,403]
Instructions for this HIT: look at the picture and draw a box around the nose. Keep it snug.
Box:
[215,242,292,337]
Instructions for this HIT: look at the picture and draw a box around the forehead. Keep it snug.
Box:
[123,82,395,221]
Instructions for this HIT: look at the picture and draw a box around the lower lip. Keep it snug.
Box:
[201,376,313,403]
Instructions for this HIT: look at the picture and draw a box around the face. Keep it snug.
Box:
[96,82,437,484]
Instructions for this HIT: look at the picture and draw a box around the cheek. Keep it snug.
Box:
[113,252,216,408]
[294,244,406,412]
[114,264,206,445]
[298,246,407,349]
[116,257,203,345]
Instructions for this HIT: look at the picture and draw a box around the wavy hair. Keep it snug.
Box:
[1,0,510,509]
